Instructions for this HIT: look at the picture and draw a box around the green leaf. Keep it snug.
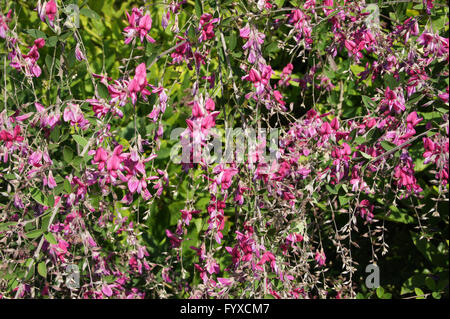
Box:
[41,212,52,230]
[384,74,398,89]
[38,262,47,278]
[44,232,58,245]
[194,0,202,17]
[26,29,47,39]
[73,135,88,148]
[0,222,17,231]
[380,141,396,151]
[31,188,48,206]
[425,277,436,291]
[97,84,109,100]
[275,0,285,7]
[361,152,374,160]
[362,95,376,110]
[226,33,237,51]
[410,232,446,266]
[63,146,74,163]
[376,205,414,224]
[401,273,426,295]
[80,7,101,20]
[59,32,73,41]
[432,292,441,299]
[25,229,44,239]
[339,195,350,206]
[326,184,338,194]
[64,179,72,194]
[414,287,424,299]
[376,287,384,298]
[46,36,58,47]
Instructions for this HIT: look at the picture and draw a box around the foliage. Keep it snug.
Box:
[0,0,448,299]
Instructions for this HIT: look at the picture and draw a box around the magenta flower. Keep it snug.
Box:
[37,0,57,27]
[0,9,12,38]
[75,43,85,61]
[128,63,151,105]
[359,199,374,221]
[0,125,24,149]
[123,8,155,44]
[166,229,182,248]
[242,65,272,95]
[240,25,265,63]
[314,250,326,267]
[381,87,406,114]
[257,251,278,273]
[44,170,57,189]
[63,103,90,129]
[198,13,218,42]
[10,38,45,78]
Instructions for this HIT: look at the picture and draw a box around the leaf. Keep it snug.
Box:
[339,195,350,206]
[63,146,74,163]
[97,84,109,100]
[361,152,374,160]
[414,287,424,299]
[31,188,48,206]
[26,29,47,39]
[275,0,285,7]
[432,292,441,299]
[46,36,58,47]
[425,277,436,291]
[38,262,47,278]
[0,222,17,231]
[73,135,88,148]
[376,287,384,298]
[44,232,58,245]
[64,179,72,194]
[410,232,446,266]
[194,0,202,17]
[80,7,101,20]
[384,74,398,89]
[362,95,376,110]
[380,141,396,151]
[41,212,52,230]
[226,33,237,51]
[376,205,414,224]
[326,184,338,194]
[25,229,44,239]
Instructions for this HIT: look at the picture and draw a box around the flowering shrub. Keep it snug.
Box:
[0,0,448,299]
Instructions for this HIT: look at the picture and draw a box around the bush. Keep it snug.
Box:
[0,0,448,299]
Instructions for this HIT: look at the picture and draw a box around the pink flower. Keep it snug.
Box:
[102,284,113,297]
[63,103,90,129]
[123,8,155,44]
[315,250,326,267]
[0,9,12,39]
[45,170,57,189]
[38,0,57,26]
[381,87,406,114]
[406,111,422,127]
[359,199,374,221]
[0,125,24,149]
[198,14,218,42]
[75,43,85,61]
[257,251,278,273]
[166,229,182,248]
[106,145,124,174]
[217,277,234,286]
[128,63,151,105]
